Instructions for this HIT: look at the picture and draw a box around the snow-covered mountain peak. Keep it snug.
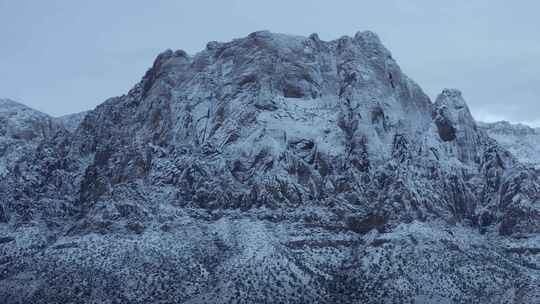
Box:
[480,120,538,135]
[432,89,485,164]
[0,98,48,117]
[0,98,54,140]
[480,120,540,168]
[354,30,381,43]
[0,98,61,177]
[1,31,540,303]
[435,89,469,112]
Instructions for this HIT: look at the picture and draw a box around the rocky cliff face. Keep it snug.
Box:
[0,31,539,304]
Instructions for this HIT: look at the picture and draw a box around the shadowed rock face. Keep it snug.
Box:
[0,32,539,303]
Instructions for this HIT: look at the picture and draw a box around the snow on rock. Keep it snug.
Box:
[480,120,540,168]
[0,31,539,303]
[0,98,55,141]
[0,98,63,178]
[56,110,90,132]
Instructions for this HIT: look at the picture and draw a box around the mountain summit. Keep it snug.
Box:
[1,31,539,303]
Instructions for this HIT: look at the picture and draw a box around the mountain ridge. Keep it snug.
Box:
[479,120,540,169]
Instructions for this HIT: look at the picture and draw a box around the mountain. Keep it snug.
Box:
[480,121,540,168]
[0,98,54,140]
[0,98,65,178]
[57,110,90,132]
[0,31,539,304]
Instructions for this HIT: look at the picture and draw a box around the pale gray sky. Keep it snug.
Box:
[1,0,539,125]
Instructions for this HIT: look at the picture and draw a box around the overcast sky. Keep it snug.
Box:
[1,0,538,125]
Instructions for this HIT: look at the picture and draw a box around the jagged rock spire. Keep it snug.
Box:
[433,89,482,163]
